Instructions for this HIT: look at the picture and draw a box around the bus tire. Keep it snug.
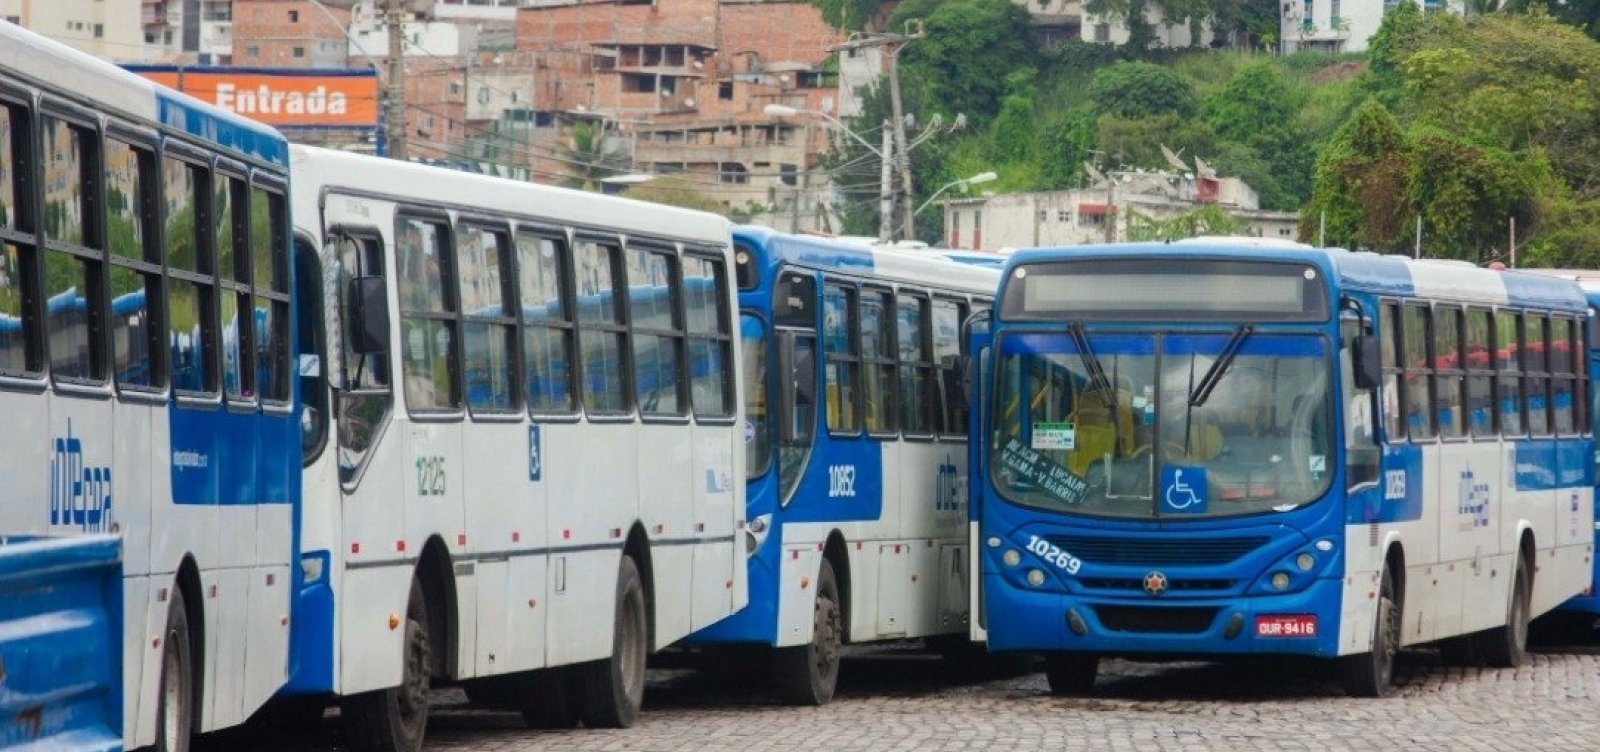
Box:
[518,667,580,730]
[1043,654,1097,696]
[343,579,431,752]
[154,587,195,752]
[1341,566,1399,698]
[773,558,842,706]
[575,555,647,728]
[1477,557,1531,668]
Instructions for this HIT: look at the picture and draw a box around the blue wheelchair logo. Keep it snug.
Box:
[1161,466,1207,514]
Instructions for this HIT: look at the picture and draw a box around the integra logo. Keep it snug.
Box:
[49,421,113,533]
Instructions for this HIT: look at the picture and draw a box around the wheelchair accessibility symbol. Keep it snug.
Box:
[1161,466,1207,514]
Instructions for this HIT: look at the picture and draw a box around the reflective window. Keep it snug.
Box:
[0,244,30,373]
[684,255,732,418]
[1465,308,1494,437]
[932,299,966,436]
[216,174,240,281]
[397,217,457,410]
[629,249,681,416]
[897,294,932,435]
[1496,311,1524,436]
[104,140,148,261]
[251,187,283,292]
[1433,307,1464,439]
[1553,316,1577,435]
[823,283,858,432]
[860,290,895,433]
[1380,303,1403,441]
[253,186,290,402]
[458,226,516,412]
[222,290,246,395]
[255,293,286,401]
[0,105,17,229]
[742,313,769,478]
[163,157,200,273]
[169,278,207,392]
[41,117,86,247]
[46,251,96,380]
[1527,315,1551,436]
[517,232,573,413]
[1402,304,1433,440]
[575,240,626,413]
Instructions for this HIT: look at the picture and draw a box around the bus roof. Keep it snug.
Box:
[0,23,287,166]
[290,145,732,246]
[735,225,1000,295]
[1004,241,1587,312]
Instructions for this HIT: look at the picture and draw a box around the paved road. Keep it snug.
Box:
[204,641,1600,751]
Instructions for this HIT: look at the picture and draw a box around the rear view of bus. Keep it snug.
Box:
[687,228,999,704]
[283,146,745,752]
[969,240,1594,697]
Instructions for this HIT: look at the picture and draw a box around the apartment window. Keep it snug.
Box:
[246,45,259,59]
[93,24,103,39]
[1094,23,1110,42]
[1058,210,1070,222]
[292,46,305,59]
[288,10,300,22]
[719,82,733,100]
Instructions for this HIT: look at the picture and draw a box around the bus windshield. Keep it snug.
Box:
[990,331,1334,519]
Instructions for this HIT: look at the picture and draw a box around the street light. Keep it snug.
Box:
[766,103,895,241]
[915,171,997,215]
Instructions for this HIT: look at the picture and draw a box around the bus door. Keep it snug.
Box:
[966,313,993,643]
[772,269,818,510]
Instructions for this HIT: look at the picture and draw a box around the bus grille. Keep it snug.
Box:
[1094,605,1219,634]
[1048,536,1269,566]
[1080,578,1235,592]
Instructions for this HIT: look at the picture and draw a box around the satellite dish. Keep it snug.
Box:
[1194,155,1217,180]
[1160,144,1188,173]
[1083,161,1106,184]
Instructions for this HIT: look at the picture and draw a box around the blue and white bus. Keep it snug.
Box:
[687,227,999,704]
[284,146,746,751]
[969,239,1594,697]
[0,22,298,751]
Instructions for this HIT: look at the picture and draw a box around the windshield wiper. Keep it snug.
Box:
[1069,323,1114,407]
[1188,325,1252,407]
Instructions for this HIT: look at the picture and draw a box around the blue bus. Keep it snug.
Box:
[969,240,1594,697]
[686,227,999,704]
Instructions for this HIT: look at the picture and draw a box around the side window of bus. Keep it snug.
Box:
[331,231,390,482]
[163,154,214,394]
[1464,308,1495,437]
[42,114,104,383]
[932,298,965,437]
[294,235,329,461]
[859,288,896,435]
[684,253,733,419]
[897,292,932,437]
[0,101,34,375]
[1551,316,1576,435]
[216,171,253,401]
[1402,303,1434,441]
[823,282,859,433]
[1379,302,1403,441]
[1434,306,1465,439]
[628,246,684,417]
[1340,313,1378,489]
[251,184,290,404]
[457,225,517,414]
[517,231,575,414]
[574,238,628,415]
[397,215,459,412]
[105,137,161,390]
[1495,310,1524,436]
[1526,314,1552,436]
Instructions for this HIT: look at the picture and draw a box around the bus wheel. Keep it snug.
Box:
[1043,654,1097,696]
[1342,566,1399,697]
[576,555,648,728]
[154,587,194,752]
[774,558,842,705]
[343,579,431,752]
[519,667,580,729]
[1478,558,1531,668]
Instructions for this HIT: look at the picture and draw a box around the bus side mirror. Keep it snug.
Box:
[347,276,390,355]
[1352,334,1380,391]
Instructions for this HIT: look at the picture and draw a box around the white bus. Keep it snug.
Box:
[282,145,746,751]
[0,22,298,752]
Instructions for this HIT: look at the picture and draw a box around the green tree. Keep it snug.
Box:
[1088,61,1197,118]
[990,68,1041,164]
[1357,0,1426,108]
[561,121,630,192]
[1300,98,1413,250]
[1126,204,1247,240]
[1202,62,1314,209]
[901,0,1040,126]
[1405,126,1538,262]
[1095,112,1218,170]
[1039,108,1098,189]
[809,0,887,31]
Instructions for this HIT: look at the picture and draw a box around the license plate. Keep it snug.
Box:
[1255,614,1317,638]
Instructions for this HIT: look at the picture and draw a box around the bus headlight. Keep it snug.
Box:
[1027,569,1046,587]
[744,514,773,558]
[1003,549,1022,567]
[300,554,325,586]
[1295,553,1316,572]
[1270,572,1291,590]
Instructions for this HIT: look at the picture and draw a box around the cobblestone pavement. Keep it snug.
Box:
[205,639,1600,752]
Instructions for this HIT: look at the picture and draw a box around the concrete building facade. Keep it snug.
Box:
[233,0,352,68]
[2,0,150,61]
[1280,0,1463,54]
[943,171,1298,250]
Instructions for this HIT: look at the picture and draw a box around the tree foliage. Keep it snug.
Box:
[1126,204,1247,241]
[901,0,1041,126]
[1089,61,1197,118]
[561,121,630,192]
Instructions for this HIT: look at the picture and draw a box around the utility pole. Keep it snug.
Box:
[831,23,923,241]
[878,120,893,242]
[1104,177,1115,243]
[384,0,407,161]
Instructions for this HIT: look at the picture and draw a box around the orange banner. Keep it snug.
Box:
[133,68,379,128]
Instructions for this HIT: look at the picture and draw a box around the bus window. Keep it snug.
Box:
[742,313,770,479]
[397,215,459,412]
[1341,314,1378,490]
[1552,316,1575,435]
[1379,302,1403,441]
[458,225,516,413]
[164,156,213,394]
[684,254,732,418]
[575,239,628,414]
[1526,314,1551,436]
[517,231,575,414]
[332,231,391,483]
[628,247,684,417]
[778,331,816,503]
[1495,310,1524,436]
[823,282,859,433]
[217,173,251,400]
[859,289,895,434]
[251,185,290,403]
[1464,308,1494,437]
[106,138,158,389]
[43,115,102,382]
[1402,304,1434,440]
[1434,306,1464,439]
[296,236,328,462]
[898,293,932,436]
[932,298,964,437]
